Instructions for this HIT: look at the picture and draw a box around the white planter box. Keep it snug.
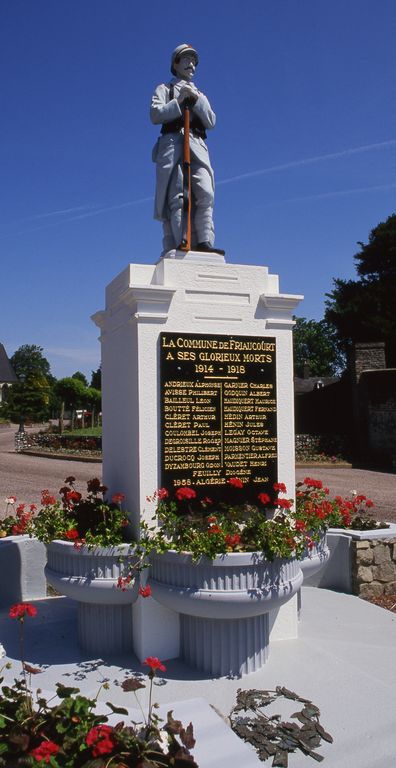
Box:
[149,550,303,676]
[299,531,330,581]
[0,536,46,607]
[45,541,139,654]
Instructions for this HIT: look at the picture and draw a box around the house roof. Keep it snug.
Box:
[294,375,339,395]
[0,343,17,383]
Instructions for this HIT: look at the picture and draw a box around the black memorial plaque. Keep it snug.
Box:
[159,332,277,503]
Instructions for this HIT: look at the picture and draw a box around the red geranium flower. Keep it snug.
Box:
[225,533,241,549]
[175,487,196,501]
[65,529,79,540]
[143,656,166,672]
[139,585,152,598]
[117,575,133,591]
[208,524,222,535]
[9,603,37,620]
[30,739,60,763]
[303,478,323,489]
[207,515,217,523]
[41,491,57,506]
[112,492,125,504]
[273,482,287,493]
[276,498,292,509]
[227,477,243,488]
[157,488,169,500]
[86,725,116,758]
[66,490,82,503]
[258,492,271,505]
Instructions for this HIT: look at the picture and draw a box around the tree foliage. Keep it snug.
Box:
[325,213,396,365]
[0,345,52,422]
[71,371,89,387]
[293,317,344,377]
[54,377,87,409]
[90,366,101,390]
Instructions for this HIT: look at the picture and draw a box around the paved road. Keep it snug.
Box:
[0,426,102,513]
[1,425,395,521]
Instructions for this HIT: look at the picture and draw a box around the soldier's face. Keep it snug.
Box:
[174,53,196,81]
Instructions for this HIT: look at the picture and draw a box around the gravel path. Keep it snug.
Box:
[1,425,395,521]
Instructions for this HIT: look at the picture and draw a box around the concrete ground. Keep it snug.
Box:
[1,587,396,767]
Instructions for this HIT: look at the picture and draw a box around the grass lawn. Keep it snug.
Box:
[62,427,102,437]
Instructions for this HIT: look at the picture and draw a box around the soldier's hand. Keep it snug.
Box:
[177,84,198,105]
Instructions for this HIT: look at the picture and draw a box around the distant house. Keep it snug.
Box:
[294,375,339,396]
[0,343,17,403]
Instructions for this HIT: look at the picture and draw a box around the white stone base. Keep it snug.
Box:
[78,603,134,654]
[132,595,180,662]
[269,593,299,640]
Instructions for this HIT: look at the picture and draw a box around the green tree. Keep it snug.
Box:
[72,371,89,387]
[84,387,102,427]
[11,344,51,379]
[54,377,86,433]
[293,317,345,377]
[325,213,396,365]
[0,345,52,423]
[90,366,101,390]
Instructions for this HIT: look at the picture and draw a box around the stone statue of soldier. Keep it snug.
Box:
[151,43,223,256]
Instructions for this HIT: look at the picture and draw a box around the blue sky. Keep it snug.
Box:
[2,0,396,379]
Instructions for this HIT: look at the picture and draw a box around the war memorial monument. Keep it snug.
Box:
[92,44,304,670]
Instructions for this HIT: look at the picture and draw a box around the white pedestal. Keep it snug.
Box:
[93,251,303,661]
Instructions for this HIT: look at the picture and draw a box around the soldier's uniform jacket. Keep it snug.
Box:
[150,78,216,222]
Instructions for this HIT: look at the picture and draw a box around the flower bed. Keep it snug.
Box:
[23,430,102,457]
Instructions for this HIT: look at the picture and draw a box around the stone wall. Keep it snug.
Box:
[352,538,396,599]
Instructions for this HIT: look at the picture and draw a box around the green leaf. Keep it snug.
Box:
[55,683,81,698]
[105,702,129,715]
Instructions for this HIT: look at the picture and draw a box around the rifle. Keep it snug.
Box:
[178,102,192,251]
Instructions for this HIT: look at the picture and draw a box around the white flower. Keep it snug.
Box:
[351,490,357,496]
[0,643,6,659]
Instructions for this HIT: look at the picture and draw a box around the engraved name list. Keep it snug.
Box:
[160,332,277,502]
